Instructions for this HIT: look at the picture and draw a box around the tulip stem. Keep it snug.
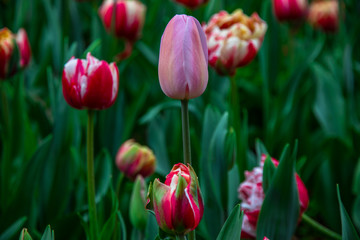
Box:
[115,172,125,198]
[302,213,341,240]
[87,110,98,240]
[181,100,191,165]
[176,235,187,240]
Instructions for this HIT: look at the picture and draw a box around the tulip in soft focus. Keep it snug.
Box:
[203,10,267,76]
[263,237,270,240]
[173,0,208,9]
[98,0,146,42]
[308,0,339,32]
[237,154,309,239]
[146,163,204,235]
[0,28,31,79]
[62,53,119,110]
[158,14,208,100]
[116,139,156,180]
[272,0,308,22]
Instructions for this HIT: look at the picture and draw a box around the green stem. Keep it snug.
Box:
[176,235,187,240]
[115,172,125,198]
[181,100,191,165]
[87,110,98,240]
[230,76,244,182]
[302,213,342,240]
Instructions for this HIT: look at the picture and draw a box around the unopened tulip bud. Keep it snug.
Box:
[272,0,308,22]
[237,154,309,238]
[308,0,338,33]
[116,139,156,180]
[203,10,267,76]
[173,0,208,9]
[62,52,119,110]
[158,15,208,100]
[146,163,204,235]
[0,28,31,79]
[98,0,146,42]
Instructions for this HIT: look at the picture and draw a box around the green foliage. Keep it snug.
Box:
[216,204,243,240]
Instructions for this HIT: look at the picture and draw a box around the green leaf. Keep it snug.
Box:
[18,228,33,240]
[337,185,360,240]
[256,143,299,240]
[117,211,127,240]
[262,155,276,194]
[0,216,27,240]
[40,225,55,240]
[130,176,149,230]
[216,204,243,240]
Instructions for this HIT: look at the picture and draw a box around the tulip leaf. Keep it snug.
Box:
[255,139,269,164]
[337,185,360,240]
[256,143,299,240]
[130,176,149,230]
[19,228,33,240]
[40,225,54,240]
[216,204,243,240]
[0,216,27,240]
[262,155,276,194]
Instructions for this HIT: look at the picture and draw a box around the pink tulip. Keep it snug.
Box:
[173,0,208,9]
[116,139,156,180]
[158,15,208,100]
[308,0,338,32]
[62,53,119,110]
[272,0,308,22]
[263,237,270,240]
[98,0,146,42]
[237,154,309,239]
[203,10,267,76]
[0,28,31,79]
[146,163,204,235]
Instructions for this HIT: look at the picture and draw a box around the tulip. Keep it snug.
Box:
[158,14,208,100]
[173,0,208,9]
[203,10,267,76]
[263,237,270,240]
[308,0,338,32]
[116,139,156,180]
[237,154,309,239]
[98,0,146,42]
[0,28,31,79]
[272,0,308,22]
[62,52,119,110]
[146,163,204,235]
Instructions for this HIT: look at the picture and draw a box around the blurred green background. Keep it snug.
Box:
[1,0,360,239]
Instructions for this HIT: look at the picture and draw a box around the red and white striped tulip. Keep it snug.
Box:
[203,10,267,76]
[98,0,146,42]
[308,0,338,32]
[116,139,156,180]
[0,28,31,79]
[237,154,309,239]
[146,163,204,235]
[158,15,208,100]
[173,0,208,9]
[272,0,308,22]
[62,53,119,110]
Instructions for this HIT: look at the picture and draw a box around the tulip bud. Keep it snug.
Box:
[237,154,309,239]
[0,28,31,79]
[146,163,204,235]
[203,10,267,76]
[98,0,146,42]
[308,0,339,33]
[173,0,208,9]
[263,237,270,240]
[272,0,308,22]
[116,139,156,180]
[62,52,119,110]
[158,15,208,100]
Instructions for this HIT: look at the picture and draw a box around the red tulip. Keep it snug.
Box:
[203,10,267,76]
[173,0,208,9]
[0,28,31,79]
[116,139,156,180]
[237,154,309,238]
[272,0,308,22]
[158,15,208,100]
[146,163,204,235]
[98,0,146,42]
[308,0,339,32]
[62,53,119,110]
